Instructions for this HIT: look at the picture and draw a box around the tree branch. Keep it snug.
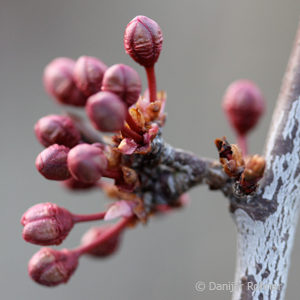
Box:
[124,135,230,210]
[232,21,300,300]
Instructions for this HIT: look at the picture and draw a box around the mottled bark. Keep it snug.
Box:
[232,22,300,300]
[126,136,231,209]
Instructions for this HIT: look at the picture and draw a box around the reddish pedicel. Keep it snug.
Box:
[62,177,95,190]
[81,225,122,257]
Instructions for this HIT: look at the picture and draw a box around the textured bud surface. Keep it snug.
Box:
[243,155,266,181]
[222,80,265,135]
[28,248,78,286]
[67,144,108,183]
[102,64,141,106]
[35,144,71,180]
[86,91,127,132]
[43,57,86,106]
[81,226,121,257]
[74,56,107,97]
[21,202,74,245]
[34,115,80,148]
[124,15,163,67]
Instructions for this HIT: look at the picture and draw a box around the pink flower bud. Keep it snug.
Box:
[74,56,107,97]
[21,203,74,245]
[124,16,163,67]
[43,57,87,107]
[102,64,142,106]
[104,200,134,221]
[86,91,127,132]
[81,226,121,257]
[35,144,71,180]
[28,248,78,286]
[62,177,95,190]
[34,115,80,148]
[67,144,108,183]
[222,80,265,136]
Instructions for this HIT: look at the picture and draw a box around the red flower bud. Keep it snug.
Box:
[222,80,265,136]
[43,57,87,107]
[81,225,121,257]
[86,91,127,132]
[74,56,107,97]
[124,16,163,67]
[62,177,95,190]
[28,248,78,287]
[21,203,74,245]
[102,64,142,106]
[34,115,80,148]
[67,144,108,183]
[35,144,71,180]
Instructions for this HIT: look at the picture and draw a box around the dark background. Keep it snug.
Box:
[1,0,300,299]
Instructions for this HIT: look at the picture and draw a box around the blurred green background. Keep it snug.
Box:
[1,0,300,299]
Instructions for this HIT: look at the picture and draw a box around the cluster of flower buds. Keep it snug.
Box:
[23,14,268,287]
[23,15,187,287]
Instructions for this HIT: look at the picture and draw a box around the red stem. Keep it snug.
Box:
[145,65,157,102]
[126,111,143,133]
[155,204,173,213]
[121,126,143,144]
[72,211,106,223]
[74,217,133,256]
[237,134,248,157]
[102,168,122,180]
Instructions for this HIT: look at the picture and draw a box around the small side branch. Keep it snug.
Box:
[128,137,230,209]
[159,143,230,191]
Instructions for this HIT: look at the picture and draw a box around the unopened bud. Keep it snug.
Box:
[222,80,265,136]
[35,144,70,180]
[124,16,163,67]
[215,137,245,178]
[74,56,107,97]
[86,91,127,132]
[28,248,78,286]
[242,155,266,182]
[43,57,87,107]
[34,115,80,148]
[81,226,121,257]
[239,155,266,195]
[21,202,74,245]
[102,64,142,106]
[67,144,108,183]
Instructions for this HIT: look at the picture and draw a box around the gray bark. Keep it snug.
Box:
[231,22,300,300]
